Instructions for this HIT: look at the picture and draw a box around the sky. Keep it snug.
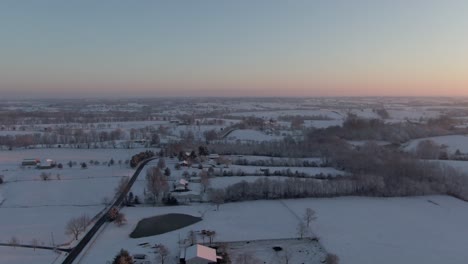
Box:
[1,0,468,98]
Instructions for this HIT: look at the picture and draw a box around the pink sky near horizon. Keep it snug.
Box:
[2,1,468,99]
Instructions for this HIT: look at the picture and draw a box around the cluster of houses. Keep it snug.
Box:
[178,153,222,168]
[21,158,56,169]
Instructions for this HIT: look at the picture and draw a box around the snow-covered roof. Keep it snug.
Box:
[185,244,217,262]
[179,179,189,185]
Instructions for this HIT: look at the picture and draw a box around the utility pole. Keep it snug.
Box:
[51,232,55,248]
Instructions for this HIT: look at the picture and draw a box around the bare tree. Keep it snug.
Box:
[187,230,197,246]
[415,140,441,160]
[155,244,170,264]
[199,230,216,245]
[66,218,82,241]
[112,249,133,264]
[208,189,225,210]
[115,212,127,226]
[78,214,91,229]
[146,167,168,204]
[108,207,120,221]
[9,236,19,248]
[206,230,216,245]
[40,172,51,181]
[65,214,89,240]
[303,208,317,227]
[31,238,39,251]
[157,158,166,170]
[296,222,308,239]
[200,170,210,193]
[326,253,340,264]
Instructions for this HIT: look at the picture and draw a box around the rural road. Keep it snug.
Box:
[61,156,158,264]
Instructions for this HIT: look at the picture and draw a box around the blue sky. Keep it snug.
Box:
[1,1,468,98]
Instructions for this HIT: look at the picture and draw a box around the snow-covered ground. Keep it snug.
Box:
[79,201,300,264]
[225,129,284,142]
[0,148,138,247]
[284,195,468,264]
[404,135,468,154]
[434,160,468,174]
[229,109,344,119]
[0,148,136,167]
[0,247,61,264]
[80,195,468,264]
[0,205,103,245]
[1,177,121,207]
[227,164,345,176]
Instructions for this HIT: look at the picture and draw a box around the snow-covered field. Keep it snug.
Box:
[229,109,344,119]
[0,205,103,245]
[0,148,136,166]
[435,160,468,174]
[225,238,326,264]
[1,177,121,207]
[79,201,301,264]
[0,148,139,249]
[227,164,345,176]
[226,129,284,142]
[284,195,468,264]
[0,247,61,264]
[80,195,468,264]
[404,135,468,154]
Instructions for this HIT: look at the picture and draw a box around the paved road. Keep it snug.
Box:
[219,128,238,139]
[61,157,157,264]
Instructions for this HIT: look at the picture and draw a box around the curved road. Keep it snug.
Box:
[220,128,238,139]
[61,157,157,264]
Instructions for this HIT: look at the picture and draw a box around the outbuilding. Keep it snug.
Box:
[180,244,218,264]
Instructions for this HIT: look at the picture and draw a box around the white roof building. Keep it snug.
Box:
[182,244,218,264]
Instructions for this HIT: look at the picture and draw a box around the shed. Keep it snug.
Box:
[181,244,218,264]
[21,158,39,166]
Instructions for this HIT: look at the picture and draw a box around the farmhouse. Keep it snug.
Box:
[172,193,202,203]
[174,179,189,191]
[180,244,218,264]
[21,158,39,166]
[207,154,220,160]
[37,159,57,169]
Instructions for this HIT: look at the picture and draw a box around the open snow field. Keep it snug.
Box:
[283,195,468,264]
[79,201,301,263]
[227,164,345,176]
[229,109,344,119]
[1,177,121,207]
[225,238,326,264]
[435,160,468,174]
[80,195,468,264]
[226,129,284,142]
[0,148,140,253]
[404,135,468,154]
[0,148,136,166]
[0,247,61,264]
[0,205,103,246]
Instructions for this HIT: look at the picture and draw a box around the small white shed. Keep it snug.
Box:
[182,244,218,264]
